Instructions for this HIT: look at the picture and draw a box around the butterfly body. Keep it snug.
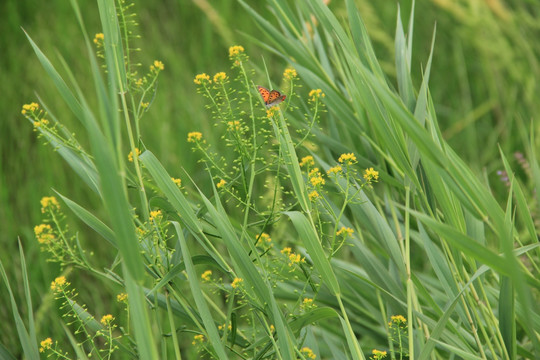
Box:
[257,85,286,107]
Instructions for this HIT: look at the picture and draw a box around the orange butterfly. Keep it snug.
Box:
[257,85,286,107]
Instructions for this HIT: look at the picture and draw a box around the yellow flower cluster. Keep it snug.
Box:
[21,102,40,115]
[150,60,164,72]
[308,190,320,201]
[389,314,407,327]
[327,165,342,175]
[336,227,354,237]
[266,105,279,118]
[193,73,211,85]
[93,33,104,45]
[301,347,317,359]
[117,293,128,302]
[34,224,55,244]
[40,196,60,213]
[218,323,232,331]
[149,210,162,221]
[201,270,212,282]
[33,119,50,128]
[192,334,205,345]
[299,155,315,167]
[283,68,298,80]
[227,120,241,131]
[213,72,227,83]
[301,297,316,311]
[229,45,245,58]
[187,131,203,142]
[50,276,68,292]
[363,167,379,182]
[171,177,182,187]
[231,277,243,289]
[338,153,357,165]
[371,349,387,359]
[257,232,272,245]
[281,247,305,267]
[309,89,325,101]
[39,338,53,353]
[309,168,325,187]
[217,179,227,189]
[141,102,149,109]
[128,148,141,162]
[100,314,114,326]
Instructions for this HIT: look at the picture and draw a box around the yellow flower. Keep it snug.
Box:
[141,102,149,109]
[338,153,357,165]
[228,45,245,58]
[50,276,68,292]
[213,72,227,83]
[149,210,162,221]
[269,324,275,333]
[299,155,315,167]
[192,334,205,345]
[327,165,342,175]
[363,167,379,182]
[308,190,320,201]
[40,196,60,213]
[150,60,164,72]
[281,247,292,255]
[34,224,55,244]
[93,33,104,45]
[309,170,325,187]
[21,102,40,115]
[217,179,227,189]
[193,73,211,85]
[117,293,128,302]
[301,346,317,359]
[288,253,304,266]
[389,315,407,327]
[187,131,203,142]
[301,297,315,311]
[266,106,279,118]
[218,323,232,331]
[391,315,406,323]
[33,119,50,128]
[227,120,241,131]
[100,314,114,326]
[257,232,271,244]
[39,338,53,353]
[371,349,387,359]
[135,78,144,87]
[283,68,298,80]
[309,89,325,101]
[128,148,141,162]
[171,177,182,187]
[201,270,212,282]
[336,227,354,237]
[231,277,243,289]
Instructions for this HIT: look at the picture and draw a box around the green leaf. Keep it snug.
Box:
[175,222,229,359]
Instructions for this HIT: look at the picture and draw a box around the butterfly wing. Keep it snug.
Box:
[257,86,270,104]
[267,90,286,106]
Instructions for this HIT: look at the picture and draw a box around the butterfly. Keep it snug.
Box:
[257,85,286,107]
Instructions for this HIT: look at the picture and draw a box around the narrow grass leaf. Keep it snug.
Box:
[62,324,90,360]
[284,211,340,295]
[200,190,296,359]
[339,316,364,360]
[0,262,39,358]
[56,192,116,246]
[175,222,229,359]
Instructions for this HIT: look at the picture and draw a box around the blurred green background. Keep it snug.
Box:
[1,0,539,355]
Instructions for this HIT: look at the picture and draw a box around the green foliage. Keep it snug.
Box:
[2,0,540,359]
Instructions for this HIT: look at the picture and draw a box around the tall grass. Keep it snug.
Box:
[2,0,539,359]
